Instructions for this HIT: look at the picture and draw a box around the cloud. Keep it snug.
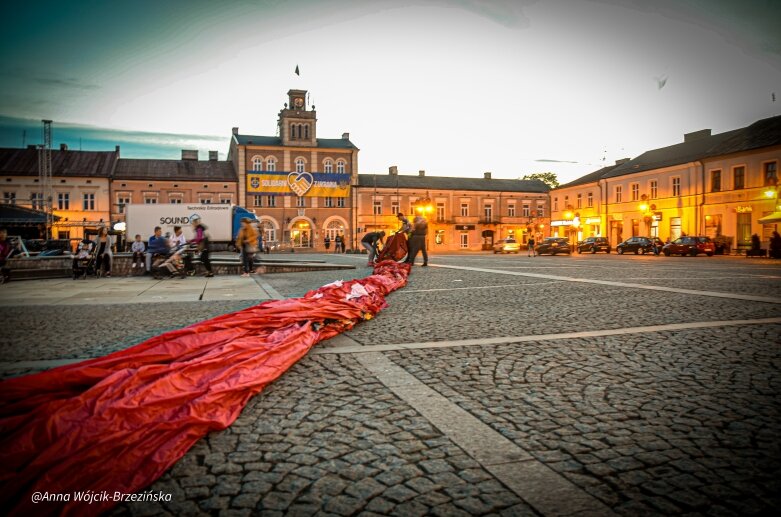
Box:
[535,158,579,163]
[33,76,100,90]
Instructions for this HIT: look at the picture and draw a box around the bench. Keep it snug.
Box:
[746,249,767,258]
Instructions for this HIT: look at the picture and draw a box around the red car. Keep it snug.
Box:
[662,236,715,257]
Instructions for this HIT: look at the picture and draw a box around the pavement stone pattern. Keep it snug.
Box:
[112,354,537,516]
[387,324,781,516]
[0,300,256,364]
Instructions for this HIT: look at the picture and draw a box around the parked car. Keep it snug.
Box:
[493,238,520,254]
[616,236,664,255]
[576,237,611,254]
[536,237,571,255]
[662,236,715,256]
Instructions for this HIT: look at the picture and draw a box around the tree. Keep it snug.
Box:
[520,172,559,189]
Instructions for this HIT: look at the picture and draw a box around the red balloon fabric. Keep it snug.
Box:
[0,261,410,516]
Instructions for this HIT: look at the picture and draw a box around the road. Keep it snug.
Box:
[1,252,779,515]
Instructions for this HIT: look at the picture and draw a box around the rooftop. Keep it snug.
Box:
[234,134,358,149]
[357,174,549,193]
[0,148,117,178]
[115,159,236,181]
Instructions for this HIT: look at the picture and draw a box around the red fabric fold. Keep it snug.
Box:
[0,261,410,516]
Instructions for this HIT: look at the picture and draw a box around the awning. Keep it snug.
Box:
[758,212,781,224]
[0,205,61,225]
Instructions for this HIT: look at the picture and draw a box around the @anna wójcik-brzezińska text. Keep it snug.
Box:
[31,490,172,504]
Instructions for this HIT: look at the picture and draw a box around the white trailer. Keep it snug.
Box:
[125,204,256,245]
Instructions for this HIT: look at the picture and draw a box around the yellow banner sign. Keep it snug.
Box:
[247,172,350,198]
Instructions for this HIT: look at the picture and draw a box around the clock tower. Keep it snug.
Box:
[279,89,317,146]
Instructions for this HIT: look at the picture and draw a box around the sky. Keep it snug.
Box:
[1,0,779,184]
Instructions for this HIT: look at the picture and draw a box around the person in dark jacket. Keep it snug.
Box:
[145,226,169,273]
[406,215,429,266]
[0,228,21,283]
[189,215,213,277]
[361,231,385,266]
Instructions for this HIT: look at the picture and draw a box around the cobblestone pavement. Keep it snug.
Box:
[2,252,780,515]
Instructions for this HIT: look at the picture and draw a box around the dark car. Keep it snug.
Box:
[616,236,664,255]
[576,236,611,254]
[662,236,715,256]
[536,237,571,255]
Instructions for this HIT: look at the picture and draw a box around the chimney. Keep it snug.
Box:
[115,145,120,157]
[59,143,68,151]
[181,149,198,161]
[232,127,239,136]
[484,172,492,179]
[615,158,630,165]
[27,144,37,149]
[389,166,398,176]
[209,151,218,161]
[418,170,425,177]
[684,129,712,142]
[342,132,350,140]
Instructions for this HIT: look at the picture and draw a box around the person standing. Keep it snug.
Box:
[407,215,428,266]
[527,235,536,257]
[396,212,412,234]
[335,233,343,253]
[770,231,781,259]
[95,226,114,277]
[0,228,21,284]
[324,235,331,252]
[361,230,385,266]
[235,217,258,277]
[189,215,213,277]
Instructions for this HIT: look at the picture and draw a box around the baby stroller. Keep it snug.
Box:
[376,231,409,263]
[72,239,97,279]
[153,244,197,279]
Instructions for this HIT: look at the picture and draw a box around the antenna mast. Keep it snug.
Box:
[38,119,53,239]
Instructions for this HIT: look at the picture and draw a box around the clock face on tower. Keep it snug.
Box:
[293,97,304,108]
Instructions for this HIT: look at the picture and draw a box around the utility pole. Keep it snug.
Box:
[38,120,53,240]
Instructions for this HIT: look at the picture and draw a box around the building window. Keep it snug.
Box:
[200,198,212,204]
[267,196,276,207]
[711,170,721,192]
[290,125,295,140]
[336,198,345,208]
[733,166,745,189]
[304,125,309,139]
[324,197,334,208]
[58,231,70,240]
[564,195,569,208]
[83,193,95,210]
[537,203,545,217]
[764,162,777,186]
[508,203,515,217]
[650,180,658,199]
[295,158,305,173]
[31,192,44,210]
[672,177,681,196]
[373,199,382,215]
[576,193,582,208]
[261,220,276,243]
[460,203,469,217]
[391,200,399,215]
[117,196,130,213]
[484,204,492,222]
[522,204,530,217]
[251,156,263,171]
[57,192,69,210]
[266,158,276,171]
[296,196,306,208]
[631,183,639,201]
[171,198,182,204]
[144,197,157,204]
[220,198,231,204]
[460,233,469,249]
[336,161,345,174]
[437,202,445,222]
[3,192,15,204]
[587,192,593,208]
[553,197,558,212]
[324,160,333,173]
[615,185,622,203]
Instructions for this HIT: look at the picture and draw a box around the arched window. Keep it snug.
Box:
[260,220,276,244]
[304,124,309,139]
[325,220,345,241]
[290,124,295,140]
[297,125,302,139]
[336,160,346,174]
[324,160,333,173]
[295,158,305,173]
[251,156,263,171]
[266,157,276,171]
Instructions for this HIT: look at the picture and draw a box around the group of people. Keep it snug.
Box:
[323,234,346,253]
[133,215,213,278]
[361,212,429,267]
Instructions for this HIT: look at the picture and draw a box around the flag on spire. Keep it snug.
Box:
[295,65,300,76]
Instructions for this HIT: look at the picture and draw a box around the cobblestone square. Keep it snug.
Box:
[1,252,779,515]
